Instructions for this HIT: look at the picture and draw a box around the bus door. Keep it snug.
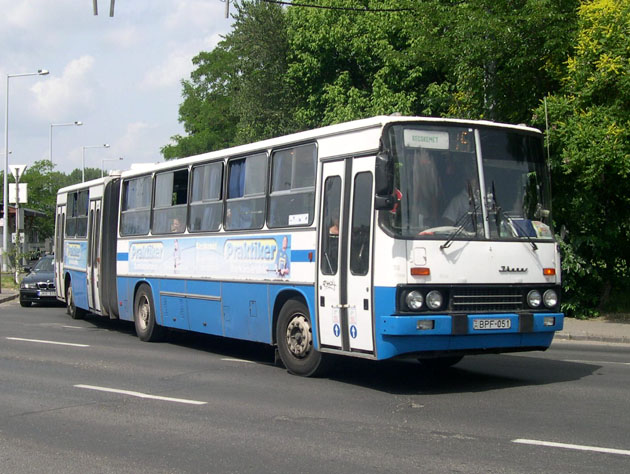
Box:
[87,199,102,313]
[55,204,65,300]
[317,157,375,354]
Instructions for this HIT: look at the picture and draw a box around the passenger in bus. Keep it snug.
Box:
[170,217,184,233]
[412,148,440,229]
[443,170,480,230]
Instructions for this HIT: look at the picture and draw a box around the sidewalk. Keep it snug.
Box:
[1,291,628,344]
[555,316,630,345]
[0,288,19,305]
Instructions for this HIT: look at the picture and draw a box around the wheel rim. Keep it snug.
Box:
[137,295,150,331]
[285,313,312,359]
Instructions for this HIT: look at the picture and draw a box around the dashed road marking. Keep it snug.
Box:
[513,439,630,457]
[74,384,207,405]
[6,337,89,348]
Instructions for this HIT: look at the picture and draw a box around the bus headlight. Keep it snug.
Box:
[425,290,443,310]
[527,290,542,308]
[405,291,424,311]
[543,289,558,308]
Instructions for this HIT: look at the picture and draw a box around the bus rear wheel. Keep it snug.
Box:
[66,283,86,320]
[276,299,327,377]
[134,284,164,342]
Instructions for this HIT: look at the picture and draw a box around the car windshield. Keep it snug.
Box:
[34,256,54,272]
[381,124,553,241]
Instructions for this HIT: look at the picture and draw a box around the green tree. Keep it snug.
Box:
[162,0,293,158]
[162,47,239,159]
[534,0,630,315]
[286,0,422,127]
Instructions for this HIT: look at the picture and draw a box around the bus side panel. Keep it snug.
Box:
[222,282,270,344]
[159,279,188,330]
[67,269,89,311]
[116,276,134,322]
[187,280,223,336]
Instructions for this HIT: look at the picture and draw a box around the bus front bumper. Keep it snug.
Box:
[375,312,564,360]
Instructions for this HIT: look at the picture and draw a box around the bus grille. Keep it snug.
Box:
[451,287,523,312]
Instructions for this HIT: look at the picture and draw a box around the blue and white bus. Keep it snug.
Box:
[55,116,563,376]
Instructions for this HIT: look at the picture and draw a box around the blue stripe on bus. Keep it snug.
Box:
[117,252,129,261]
[291,250,315,262]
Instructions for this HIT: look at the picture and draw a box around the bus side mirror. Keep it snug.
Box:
[374,151,395,210]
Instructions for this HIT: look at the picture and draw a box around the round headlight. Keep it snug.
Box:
[543,289,558,308]
[527,290,542,308]
[406,290,424,311]
[426,290,443,310]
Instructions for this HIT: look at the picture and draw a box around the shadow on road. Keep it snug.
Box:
[74,311,600,395]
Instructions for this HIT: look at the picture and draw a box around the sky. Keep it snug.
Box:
[0,0,233,175]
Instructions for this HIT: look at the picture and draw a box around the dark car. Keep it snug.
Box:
[19,255,57,307]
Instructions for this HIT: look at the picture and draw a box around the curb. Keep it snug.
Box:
[0,293,19,305]
[554,333,630,345]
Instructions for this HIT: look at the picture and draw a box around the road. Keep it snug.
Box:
[1,301,629,473]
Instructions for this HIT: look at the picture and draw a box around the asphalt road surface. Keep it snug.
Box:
[1,301,629,473]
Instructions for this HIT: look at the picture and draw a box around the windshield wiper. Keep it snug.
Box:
[491,181,538,251]
[441,182,479,250]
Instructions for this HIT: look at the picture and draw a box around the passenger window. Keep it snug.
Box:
[152,169,189,234]
[268,143,316,228]
[225,153,267,230]
[320,177,342,275]
[65,190,89,238]
[190,162,223,232]
[121,176,152,236]
[350,172,373,275]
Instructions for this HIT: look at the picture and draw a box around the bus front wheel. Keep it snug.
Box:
[66,283,86,320]
[134,284,164,342]
[276,299,327,377]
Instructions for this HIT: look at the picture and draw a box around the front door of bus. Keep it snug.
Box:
[55,205,65,300]
[87,199,102,313]
[317,157,375,354]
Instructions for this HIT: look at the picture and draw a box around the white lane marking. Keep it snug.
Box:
[6,337,89,348]
[513,439,630,457]
[74,384,207,405]
[221,358,254,364]
[62,325,85,329]
[563,359,630,366]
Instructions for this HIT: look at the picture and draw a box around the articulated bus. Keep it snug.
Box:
[55,116,563,376]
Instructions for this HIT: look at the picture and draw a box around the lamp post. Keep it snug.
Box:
[101,157,123,177]
[49,121,82,166]
[3,69,49,273]
[82,144,109,182]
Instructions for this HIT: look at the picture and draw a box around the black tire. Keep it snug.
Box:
[417,355,464,370]
[66,283,86,320]
[276,299,327,377]
[134,284,164,342]
[20,301,32,308]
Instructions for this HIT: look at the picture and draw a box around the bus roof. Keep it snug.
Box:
[59,115,542,188]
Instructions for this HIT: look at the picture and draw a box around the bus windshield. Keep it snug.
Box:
[382,124,553,241]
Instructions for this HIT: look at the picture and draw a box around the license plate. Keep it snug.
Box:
[37,291,55,297]
[473,318,511,330]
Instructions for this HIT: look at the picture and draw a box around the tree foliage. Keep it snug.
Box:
[0,162,96,243]
[534,0,630,315]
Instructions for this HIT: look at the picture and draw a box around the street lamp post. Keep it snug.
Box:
[49,121,82,166]
[82,144,110,182]
[3,69,49,273]
[101,157,123,177]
